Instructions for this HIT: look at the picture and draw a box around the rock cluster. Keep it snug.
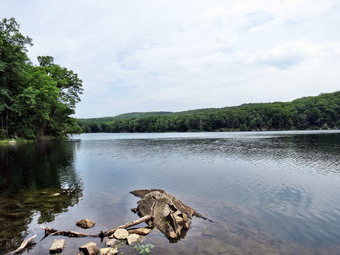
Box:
[130,189,198,242]
[43,189,206,254]
[75,228,148,254]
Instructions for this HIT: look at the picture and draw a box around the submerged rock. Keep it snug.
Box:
[105,238,117,247]
[99,247,118,255]
[79,242,99,255]
[130,189,204,242]
[50,239,66,254]
[127,233,145,245]
[76,219,96,229]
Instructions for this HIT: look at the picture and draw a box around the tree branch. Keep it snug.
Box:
[6,234,37,254]
[40,215,152,238]
[104,215,152,237]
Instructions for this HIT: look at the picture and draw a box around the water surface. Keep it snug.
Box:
[1,131,340,254]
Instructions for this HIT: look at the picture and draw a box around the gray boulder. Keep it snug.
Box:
[130,189,200,242]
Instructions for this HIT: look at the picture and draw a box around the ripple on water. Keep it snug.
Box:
[1,131,340,254]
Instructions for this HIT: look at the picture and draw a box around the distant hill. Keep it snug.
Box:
[78,112,172,122]
[78,91,340,133]
[114,111,173,119]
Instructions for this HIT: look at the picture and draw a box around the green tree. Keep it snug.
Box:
[0,18,32,134]
[0,18,83,139]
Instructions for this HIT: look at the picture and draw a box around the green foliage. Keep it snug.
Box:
[0,18,82,139]
[134,244,155,254]
[78,91,340,133]
[115,111,173,119]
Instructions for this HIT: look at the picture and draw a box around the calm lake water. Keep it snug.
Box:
[1,131,340,255]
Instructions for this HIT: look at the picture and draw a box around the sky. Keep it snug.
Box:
[1,0,340,118]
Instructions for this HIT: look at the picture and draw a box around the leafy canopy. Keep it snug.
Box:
[0,18,83,139]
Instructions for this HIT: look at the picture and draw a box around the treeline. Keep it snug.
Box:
[0,18,83,139]
[79,91,340,133]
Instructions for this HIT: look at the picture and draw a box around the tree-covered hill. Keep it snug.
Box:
[114,111,173,119]
[78,91,340,133]
[0,18,83,139]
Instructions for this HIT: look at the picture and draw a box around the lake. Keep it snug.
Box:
[1,131,340,255]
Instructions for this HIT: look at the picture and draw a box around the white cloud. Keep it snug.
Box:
[249,41,340,69]
[1,0,339,117]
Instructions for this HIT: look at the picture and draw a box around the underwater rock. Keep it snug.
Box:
[127,234,144,245]
[130,189,202,242]
[79,242,99,255]
[99,247,118,255]
[105,238,117,247]
[76,219,96,229]
[113,229,129,239]
[50,239,66,254]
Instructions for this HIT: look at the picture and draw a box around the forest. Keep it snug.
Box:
[79,91,340,133]
[1,18,339,138]
[0,18,83,139]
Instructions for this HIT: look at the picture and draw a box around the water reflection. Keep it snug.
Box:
[69,132,340,254]
[0,141,82,253]
[0,132,339,254]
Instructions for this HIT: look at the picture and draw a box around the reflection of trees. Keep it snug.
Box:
[0,141,83,253]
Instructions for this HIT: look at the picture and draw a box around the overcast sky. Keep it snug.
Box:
[1,0,340,118]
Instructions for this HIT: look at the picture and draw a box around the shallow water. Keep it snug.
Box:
[1,131,340,254]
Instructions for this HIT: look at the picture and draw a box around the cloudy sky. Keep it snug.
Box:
[1,0,340,118]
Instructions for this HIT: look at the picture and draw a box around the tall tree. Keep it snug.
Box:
[0,18,32,136]
[0,18,83,139]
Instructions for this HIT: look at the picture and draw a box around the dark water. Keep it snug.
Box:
[1,131,340,255]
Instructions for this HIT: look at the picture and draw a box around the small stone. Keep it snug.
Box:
[105,238,117,247]
[50,239,66,254]
[128,228,152,235]
[76,219,96,229]
[79,242,99,255]
[113,229,129,239]
[99,247,118,255]
[127,234,145,245]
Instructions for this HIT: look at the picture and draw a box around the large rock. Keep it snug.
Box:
[79,242,99,255]
[76,219,96,229]
[130,189,199,242]
[113,228,129,239]
[99,247,118,255]
[50,239,66,254]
